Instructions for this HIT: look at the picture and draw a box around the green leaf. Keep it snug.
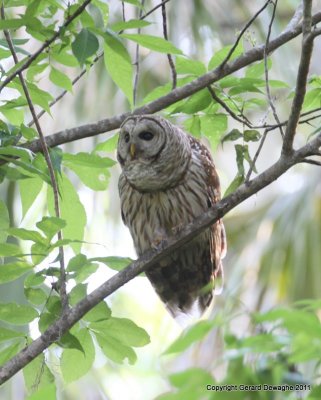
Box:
[23,353,54,395]
[0,243,22,257]
[27,82,54,111]
[173,89,212,114]
[244,129,261,142]
[26,384,56,400]
[25,287,47,305]
[120,33,183,55]
[183,115,201,138]
[0,146,34,162]
[164,320,214,355]
[95,332,137,364]
[169,368,215,389]
[0,302,38,324]
[0,18,27,29]
[83,301,111,323]
[63,152,115,168]
[0,327,25,343]
[49,66,73,92]
[302,88,321,111]
[91,317,150,347]
[0,342,22,366]
[30,241,49,265]
[51,48,78,67]
[60,328,95,383]
[222,128,243,143]
[0,200,9,244]
[24,272,45,288]
[224,174,244,197]
[90,256,133,271]
[0,108,24,125]
[94,134,118,153]
[8,227,48,244]
[111,19,151,31]
[0,261,33,283]
[104,32,133,105]
[235,144,245,176]
[208,42,243,70]
[200,113,227,149]
[20,124,37,140]
[245,59,272,78]
[58,331,84,352]
[72,28,99,65]
[19,177,44,218]
[36,216,66,241]
[176,56,206,76]
[48,174,87,253]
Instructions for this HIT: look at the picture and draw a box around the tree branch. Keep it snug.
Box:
[0,6,68,312]
[0,131,320,384]
[22,11,321,154]
[161,1,177,89]
[0,0,92,93]
[264,0,284,137]
[282,0,314,155]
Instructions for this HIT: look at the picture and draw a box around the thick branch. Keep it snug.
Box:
[0,0,92,93]
[282,0,314,155]
[0,132,320,384]
[24,11,321,154]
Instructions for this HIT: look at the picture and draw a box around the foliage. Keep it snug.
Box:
[0,0,320,399]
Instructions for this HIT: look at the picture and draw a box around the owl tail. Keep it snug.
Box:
[166,299,207,328]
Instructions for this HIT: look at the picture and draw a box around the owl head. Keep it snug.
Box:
[117,115,191,192]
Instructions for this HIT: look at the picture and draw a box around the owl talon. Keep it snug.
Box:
[151,236,167,250]
[171,223,184,236]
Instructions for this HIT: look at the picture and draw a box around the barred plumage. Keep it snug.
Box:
[117,115,226,319]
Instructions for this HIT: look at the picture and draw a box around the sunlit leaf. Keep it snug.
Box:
[0,261,33,283]
[0,302,38,324]
[120,33,183,55]
[104,32,133,105]
[60,328,95,383]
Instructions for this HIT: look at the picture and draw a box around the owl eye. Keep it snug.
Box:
[124,132,130,143]
[138,131,154,141]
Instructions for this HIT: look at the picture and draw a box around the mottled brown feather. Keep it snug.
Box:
[117,115,226,319]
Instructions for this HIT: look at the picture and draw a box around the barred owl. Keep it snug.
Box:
[117,115,226,320]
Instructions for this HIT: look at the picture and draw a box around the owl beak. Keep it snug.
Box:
[130,143,136,159]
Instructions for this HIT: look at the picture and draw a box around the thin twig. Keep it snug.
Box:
[282,1,303,34]
[282,0,314,156]
[207,86,252,127]
[0,0,92,93]
[140,0,170,20]
[133,0,145,106]
[245,129,269,182]
[264,0,284,137]
[300,159,321,166]
[219,0,271,70]
[121,1,126,22]
[161,1,176,89]
[0,5,69,312]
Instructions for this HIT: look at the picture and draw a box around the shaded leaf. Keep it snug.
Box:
[72,28,99,65]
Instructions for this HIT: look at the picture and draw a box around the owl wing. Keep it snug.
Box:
[189,136,226,296]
